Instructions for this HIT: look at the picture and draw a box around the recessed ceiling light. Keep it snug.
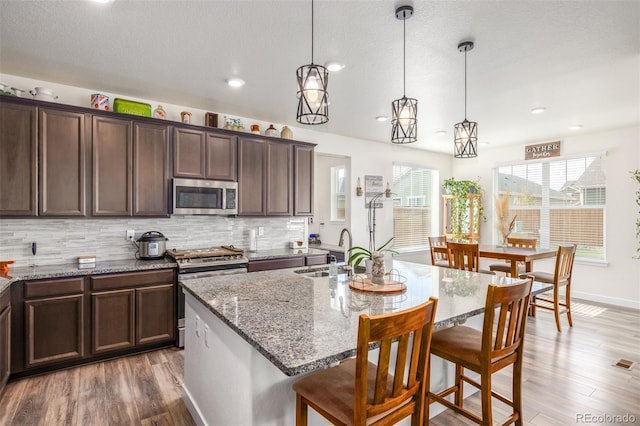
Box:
[226,78,245,88]
[376,115,388,122]
[530,107,546,114]
[435,130,447,136]
[325,61,345,72]
[568,124,583,130]
[91,0,113,3]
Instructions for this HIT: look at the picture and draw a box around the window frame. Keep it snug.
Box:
[494,151,607,262]
[392,163,439,253]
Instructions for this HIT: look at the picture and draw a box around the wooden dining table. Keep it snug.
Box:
[478,244,557,277]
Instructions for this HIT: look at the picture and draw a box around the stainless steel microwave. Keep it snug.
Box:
[172,178,238,215]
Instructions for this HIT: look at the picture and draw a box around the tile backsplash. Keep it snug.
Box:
[0,216,308,267]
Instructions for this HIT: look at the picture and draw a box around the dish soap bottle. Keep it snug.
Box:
[153,105,166,119]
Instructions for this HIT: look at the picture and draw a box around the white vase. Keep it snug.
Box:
[371,252,385,285]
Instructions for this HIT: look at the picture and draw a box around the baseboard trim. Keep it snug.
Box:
[182,384,206,426]
[572,292,640,310]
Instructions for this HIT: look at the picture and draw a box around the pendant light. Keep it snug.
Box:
[454,41,478,158]
[296,0,329,125]
[391,5,417,144]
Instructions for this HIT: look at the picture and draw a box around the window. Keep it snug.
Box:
[495,153,606,261]
[331,165,345,221]
[392,165,437,251]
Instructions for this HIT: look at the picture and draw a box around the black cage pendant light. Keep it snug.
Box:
[391,5,417,144]
[454,41,478,158]
[296,0,329,125]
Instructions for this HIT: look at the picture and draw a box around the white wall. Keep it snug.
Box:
[310,154,350,247]
[452,126,640,308]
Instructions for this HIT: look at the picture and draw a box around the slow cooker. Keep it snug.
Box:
[136,231,168,260]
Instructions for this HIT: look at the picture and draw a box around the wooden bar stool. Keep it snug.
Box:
[292,297,438,426]
[427,277,533,426]
[489,237,537,276]
[428,236,449,267]
[519,244,576,332]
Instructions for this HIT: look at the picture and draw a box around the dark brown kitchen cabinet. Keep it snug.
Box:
[90,269,175,356]
[238,136,267,215]
[134,122,170,216]
[294,144,314,216]
[0,288,11,394]
[238,137,294,216]
[93,117,169,217]
[247,256,305,272]
[173,127,237,181]
[173,127,206,178]
[136,284,174,345]
[92,289,135,354]
[266,141,293,216]
[39,107,87,216]
[205,132,237,181]
[92,115,132,216]
[0,100,37,216]
[23,278,86,368]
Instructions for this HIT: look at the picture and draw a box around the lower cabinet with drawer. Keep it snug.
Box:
[10,268,176,378]
[91,270,175,355]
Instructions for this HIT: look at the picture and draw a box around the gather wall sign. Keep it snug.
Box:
[524,141,561,160]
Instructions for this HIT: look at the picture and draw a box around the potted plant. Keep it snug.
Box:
[443,177,485,240]
[347,237,397,271]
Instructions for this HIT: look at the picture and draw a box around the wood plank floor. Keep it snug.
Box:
[0,299,638,425]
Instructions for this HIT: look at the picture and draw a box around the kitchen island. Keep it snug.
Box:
[180,261,545,425]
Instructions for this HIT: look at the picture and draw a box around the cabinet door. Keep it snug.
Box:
[0,101,37,216]
[92,289,135,354]
[39,108,87,216]
[294,145,314,216]
[92,115,132,216]
[173,127,205,178]
[266,141,293,216]
[205,132,237,181]
[133,122,169,216]
[25,294,84,367]
[136,284,174,345]
[0,305,10,392]
[238,137,266,216]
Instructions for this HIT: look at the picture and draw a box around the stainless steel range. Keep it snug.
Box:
[167,245,248,347]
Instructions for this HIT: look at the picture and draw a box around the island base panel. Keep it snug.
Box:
[182,292,480,425]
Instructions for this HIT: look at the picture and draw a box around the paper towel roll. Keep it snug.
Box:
[249,228,257,252]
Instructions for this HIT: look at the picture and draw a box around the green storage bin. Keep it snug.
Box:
[113,98,152,117]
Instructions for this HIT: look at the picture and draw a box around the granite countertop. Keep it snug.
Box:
[0,258,177,294]
[180,260,551,377]
[245,247,329,261]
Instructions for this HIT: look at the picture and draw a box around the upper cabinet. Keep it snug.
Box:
[266,140,293,216]
[1,99,88,217]
[237,136,266,216]
[0,101,37,216]
[133,122,169,216]
[173,127,237,181]
[39,107,87,216]
[293,144,314,216]
[93,116,169,217]
[238,136,314,217]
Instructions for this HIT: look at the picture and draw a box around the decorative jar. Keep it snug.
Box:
[280,126,293,139]
[265,124,278,137]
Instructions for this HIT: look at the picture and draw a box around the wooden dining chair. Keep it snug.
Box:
[428,236,449,267]
[292,297,438,426]
[447,241,495,275]
[427,277,533,426]
[519,244,576,332]
[489,237,537,276]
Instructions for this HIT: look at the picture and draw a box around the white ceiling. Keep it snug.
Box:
[1,0,638,155]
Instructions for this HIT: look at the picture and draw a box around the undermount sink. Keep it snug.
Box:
[294,265,349,278]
